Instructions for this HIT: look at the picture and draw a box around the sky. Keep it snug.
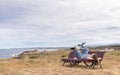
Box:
[0,0,120,49]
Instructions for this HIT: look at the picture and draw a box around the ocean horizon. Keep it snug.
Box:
[0,43,120,58]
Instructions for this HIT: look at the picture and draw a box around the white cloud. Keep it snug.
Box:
[0,0,120,48]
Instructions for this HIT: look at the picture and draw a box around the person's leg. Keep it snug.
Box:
[75,50,83,58]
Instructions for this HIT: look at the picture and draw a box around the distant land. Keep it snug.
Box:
[1,43,120,50]
[88,44,120,50]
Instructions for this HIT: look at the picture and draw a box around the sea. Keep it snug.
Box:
[0,47,68,59]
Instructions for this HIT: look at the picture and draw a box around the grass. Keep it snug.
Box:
[0,49,120,75]
[29,54,39,59]
[108,50,120,56]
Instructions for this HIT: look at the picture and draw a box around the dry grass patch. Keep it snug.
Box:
[0,50,120,75]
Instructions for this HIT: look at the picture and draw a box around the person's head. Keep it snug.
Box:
[70,45,80,50]
[92,53,98,61]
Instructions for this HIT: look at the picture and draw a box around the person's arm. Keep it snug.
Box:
[80,48,89,54]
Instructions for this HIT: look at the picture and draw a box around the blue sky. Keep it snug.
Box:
[0,0,120,49]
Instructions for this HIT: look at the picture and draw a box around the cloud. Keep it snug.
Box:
[0,0,120,48]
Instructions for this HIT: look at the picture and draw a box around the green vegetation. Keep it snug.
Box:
[61,54,68,57]
[109,51,120,56]
[29,54,39,59]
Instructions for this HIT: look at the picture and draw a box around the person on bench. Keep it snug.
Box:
[73,45,93,59]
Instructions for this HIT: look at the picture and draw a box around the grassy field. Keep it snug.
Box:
[0,49,120,75]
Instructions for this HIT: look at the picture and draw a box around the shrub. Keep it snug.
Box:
[29,54,39,59]
[61,54,68,57]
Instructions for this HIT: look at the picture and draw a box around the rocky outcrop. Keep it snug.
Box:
[19,50,40,55]
[13,50,50,59]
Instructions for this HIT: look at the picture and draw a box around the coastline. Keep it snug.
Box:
[0,48,60,59]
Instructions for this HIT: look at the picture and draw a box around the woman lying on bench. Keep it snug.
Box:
[73,45,101,68]
[73,46,100,61]
[62,44,105,68]
[73,45,93,59]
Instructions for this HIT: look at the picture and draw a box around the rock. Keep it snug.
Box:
[20,50,40,55]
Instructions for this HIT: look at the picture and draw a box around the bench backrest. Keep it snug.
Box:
[68,51,76,58]
[88,51,106,59]
[67,51,106,60]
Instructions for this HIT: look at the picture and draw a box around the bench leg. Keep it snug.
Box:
[92,61,103,69]
[99,61,102,69]
[92,61,97,69]
[70,61,77,66]
[63,62,66,66]
[84,61,93,68]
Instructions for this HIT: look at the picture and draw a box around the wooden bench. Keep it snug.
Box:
[61,51,106,69]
